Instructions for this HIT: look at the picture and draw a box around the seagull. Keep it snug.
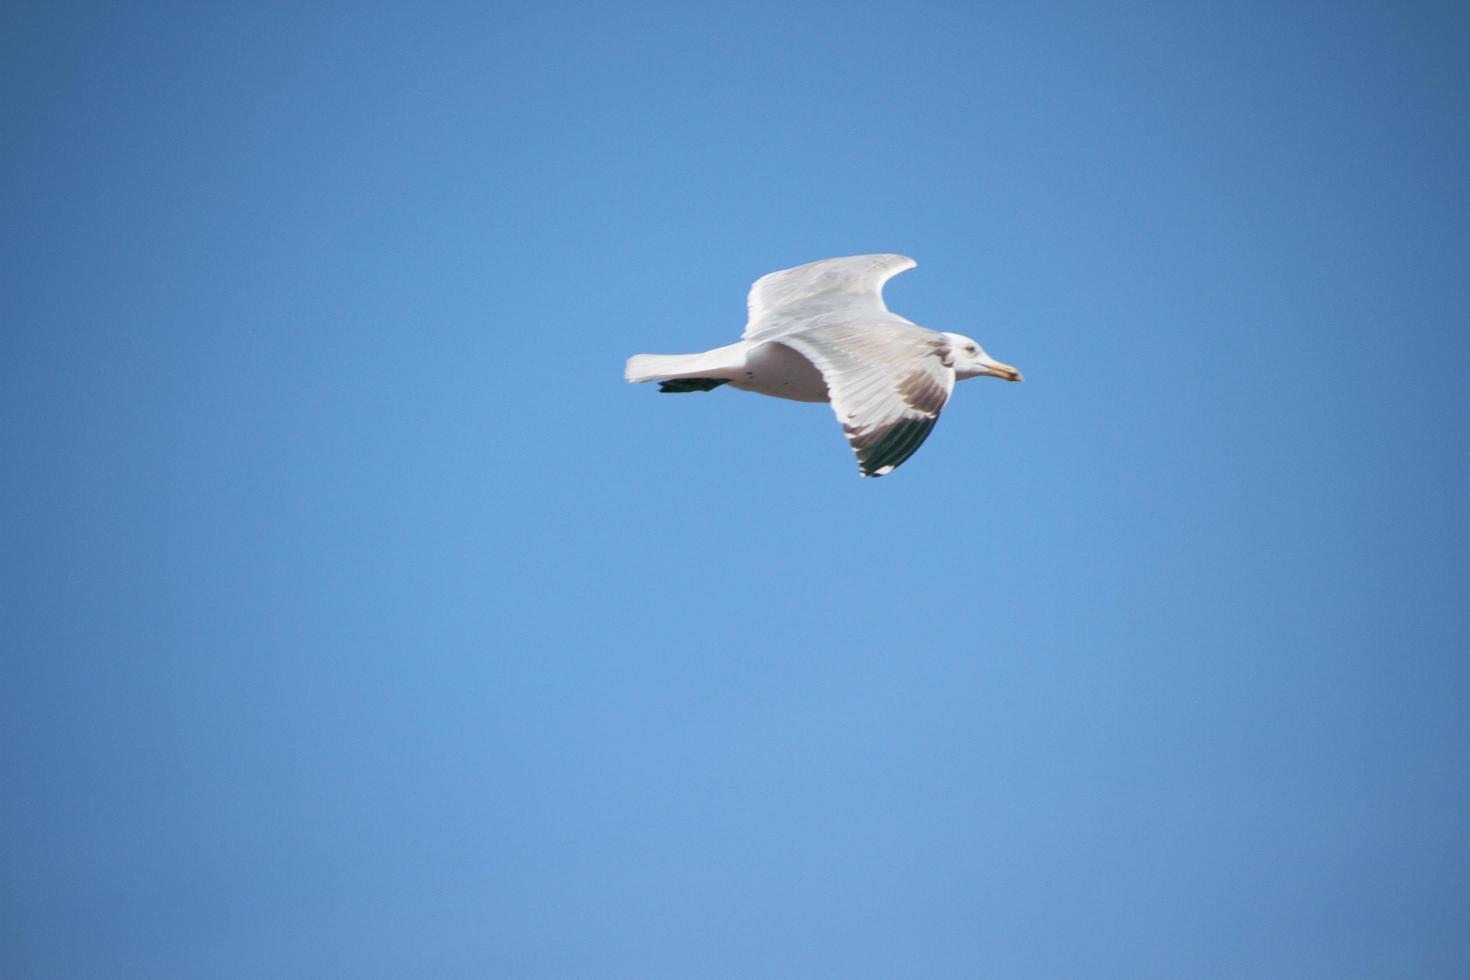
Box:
[625,254,1022,477]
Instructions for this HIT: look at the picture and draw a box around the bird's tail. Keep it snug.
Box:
[624,343,746,388]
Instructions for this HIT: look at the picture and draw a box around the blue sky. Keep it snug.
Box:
[3,2,1468,977]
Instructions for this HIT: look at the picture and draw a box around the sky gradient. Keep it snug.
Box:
[4,2,1469,977]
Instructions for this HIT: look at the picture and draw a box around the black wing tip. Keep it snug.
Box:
[854,415,938,477]
[658,378,730,393]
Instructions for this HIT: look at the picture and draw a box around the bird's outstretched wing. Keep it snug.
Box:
[743,254,916,343]
[778,324,954,477]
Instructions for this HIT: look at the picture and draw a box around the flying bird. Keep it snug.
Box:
[625,254,1022,477]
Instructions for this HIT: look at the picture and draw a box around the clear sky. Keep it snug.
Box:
[4,2,1468,977]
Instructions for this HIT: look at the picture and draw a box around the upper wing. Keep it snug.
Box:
[778,324,954,478]
[743,254,917,342]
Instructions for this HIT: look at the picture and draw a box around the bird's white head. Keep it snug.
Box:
[943,332,1023,382]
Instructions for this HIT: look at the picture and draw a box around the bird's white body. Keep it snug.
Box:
[626,254,1021,477]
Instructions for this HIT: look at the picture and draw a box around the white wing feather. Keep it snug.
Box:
[777,324,954,477]
[743,254,917,343]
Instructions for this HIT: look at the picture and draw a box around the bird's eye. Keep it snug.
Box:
[966,344,977,355]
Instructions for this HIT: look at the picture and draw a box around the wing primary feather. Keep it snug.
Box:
[855,415,937,477]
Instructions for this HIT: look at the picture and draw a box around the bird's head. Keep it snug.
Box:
[943,332,1023,382]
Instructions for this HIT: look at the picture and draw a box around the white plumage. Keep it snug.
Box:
[626,254,1022,477]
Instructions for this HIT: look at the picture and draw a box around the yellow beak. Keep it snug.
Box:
[983,361,1023,382]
